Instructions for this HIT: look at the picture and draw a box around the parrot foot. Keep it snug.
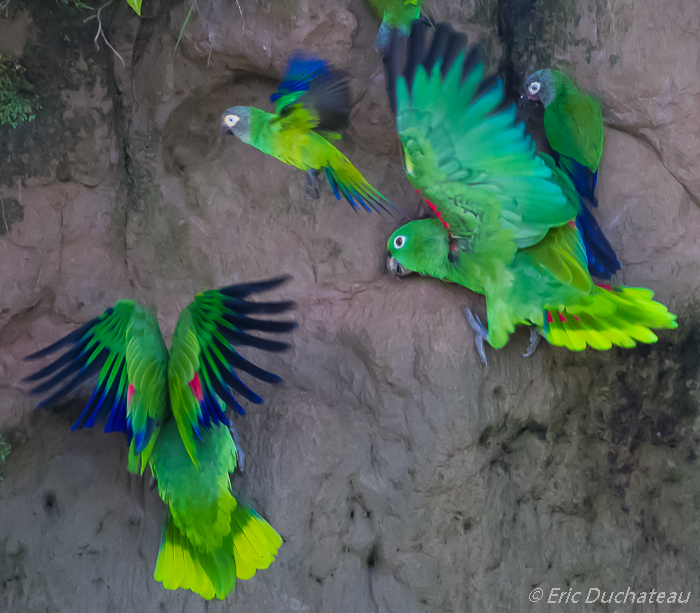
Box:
[522,327,541,358]
[305,169,321,199]
[230,426,245,473]
[465,307,489,366]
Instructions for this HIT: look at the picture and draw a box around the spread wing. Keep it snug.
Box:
[23,301,169,472]
[167,277,296,464]
[271,56,351,136]
[385,22,577,282]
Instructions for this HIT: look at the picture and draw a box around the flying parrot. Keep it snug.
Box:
[366,0,424,52]
[220,56,395,214]
[384,21,677,363]
[23,277,296,599]
[522,68,620,279]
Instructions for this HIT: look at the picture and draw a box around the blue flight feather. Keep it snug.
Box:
[271,56,330,103]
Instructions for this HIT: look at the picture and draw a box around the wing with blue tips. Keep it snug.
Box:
[167,277,296,465]
[23,301,169,473]
[272,55,351,135]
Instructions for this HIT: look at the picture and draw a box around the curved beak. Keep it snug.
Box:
[220,122,233,135]
[387,256,413,279]
[518,85,530,105]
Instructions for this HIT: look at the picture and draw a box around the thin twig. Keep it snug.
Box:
[235,0,242,17]
[0,0,12,18]
[100,29,125,66]
[0,193,9,236]
[84,0,125,66]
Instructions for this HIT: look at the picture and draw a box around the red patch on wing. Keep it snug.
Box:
[558,313,567,323]
[189,373,204,402]
[568,219,577,228]
[596,284,612,291]
[573,315,580,322]
[422,194,451,231]
[127,383,135,405]
[547,312,554,323]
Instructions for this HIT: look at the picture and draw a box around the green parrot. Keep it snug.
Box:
[23,277,296,599]
[522,68,620,279]
[384,22,677,363]
[220,56,394,214]
[523,69,603,180]
[366,0,424,52]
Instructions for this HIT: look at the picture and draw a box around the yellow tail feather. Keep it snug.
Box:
[155,513,232,600]
[542,285,677,351]
[154,504,283,600]
[231,505,283,580]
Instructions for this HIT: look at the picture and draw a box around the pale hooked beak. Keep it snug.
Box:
[387,256,413,279]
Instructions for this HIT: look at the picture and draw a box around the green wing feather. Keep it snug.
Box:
[389,23,576,290]
[23,301,168,471]
[546,71,604,172]
[367,0,423,28]
[167,278,296,465]
[125,307,169,473]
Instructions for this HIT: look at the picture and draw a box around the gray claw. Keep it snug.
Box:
[522,327,541,358]
[306,169,321,199]
[465,307,489,365]
[230,426,245,473]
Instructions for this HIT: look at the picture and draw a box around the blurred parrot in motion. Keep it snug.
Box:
[23,278,296,599]
[366,0,424,52]
[220,56,394,214]
[522,68,620,279]
[384,22,677,363]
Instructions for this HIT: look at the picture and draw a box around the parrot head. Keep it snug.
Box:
[220,106,252,143]
[522,69,556,107]
[387,219,450,279]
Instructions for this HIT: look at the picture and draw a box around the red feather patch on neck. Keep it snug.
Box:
[422,192,451,231]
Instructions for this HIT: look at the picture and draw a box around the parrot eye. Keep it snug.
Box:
[224,114,240,128]
[394,236,407,249]
[528,82,541,95]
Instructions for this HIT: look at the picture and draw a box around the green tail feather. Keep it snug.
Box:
[543,285,678,351]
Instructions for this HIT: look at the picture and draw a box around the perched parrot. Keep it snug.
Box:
[384,22,677,363]
[366,0,424,52]
[522,68,620,279]
[23,278,296,599]
[220,56,394,214]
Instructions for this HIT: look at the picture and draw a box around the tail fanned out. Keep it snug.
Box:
[230,505,283,580]
[543,285,678,351]
[155,513,231,600]
[155,504,282,600]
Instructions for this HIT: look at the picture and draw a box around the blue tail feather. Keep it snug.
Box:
[558,154,598,206]
[575,204,621,280]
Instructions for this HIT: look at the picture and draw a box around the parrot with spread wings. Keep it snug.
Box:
[366,0,424,52]
[384,21,676,363]
[220,56,394,214]
[23,277,296,599]
[522,68,620,279]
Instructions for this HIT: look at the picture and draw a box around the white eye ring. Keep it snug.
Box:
[528,82,541,95]
[394,235,406,249]
[225,114,240,128]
